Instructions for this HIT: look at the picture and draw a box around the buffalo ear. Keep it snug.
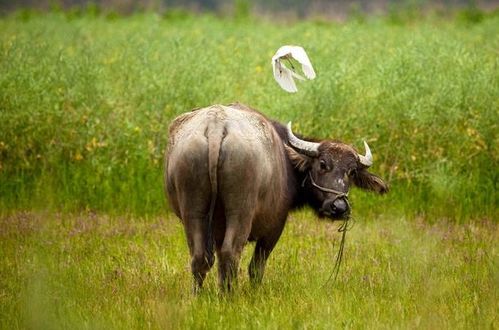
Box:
[352,169,389,194]
[284,145,313,172]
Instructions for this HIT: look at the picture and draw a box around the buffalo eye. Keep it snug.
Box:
[348,168,357,177]
[319,159,328,171]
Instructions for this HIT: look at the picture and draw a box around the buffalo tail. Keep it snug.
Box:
[205,113,225,266]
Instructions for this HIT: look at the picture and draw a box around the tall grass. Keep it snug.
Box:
[0,12,497,220]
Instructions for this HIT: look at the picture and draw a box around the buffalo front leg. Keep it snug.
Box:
[248,237,279,285]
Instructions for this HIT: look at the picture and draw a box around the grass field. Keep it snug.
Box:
[1,211,497,329]
[0,8,498,329]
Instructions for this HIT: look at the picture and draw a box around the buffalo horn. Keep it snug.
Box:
[286,122,320,157]
[358,141,373,167]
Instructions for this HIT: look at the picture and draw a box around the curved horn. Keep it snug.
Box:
[358,140,373,167]
[286,122,320,157]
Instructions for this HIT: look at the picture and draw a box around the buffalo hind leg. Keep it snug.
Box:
[184,215,214,293]
[217,213,252,292]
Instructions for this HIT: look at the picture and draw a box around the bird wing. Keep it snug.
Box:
[277,66,298,93]
[272,45,294,60]
[272,61,298,93]
[288,46,316,80]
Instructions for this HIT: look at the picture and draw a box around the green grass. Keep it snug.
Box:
[0,211,497,328]
[0,12,497,220]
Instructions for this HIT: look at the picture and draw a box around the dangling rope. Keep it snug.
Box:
[323,216,355,288]
[301,170,354,288]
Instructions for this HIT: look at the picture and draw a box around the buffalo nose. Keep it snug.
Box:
[331,198,348,215]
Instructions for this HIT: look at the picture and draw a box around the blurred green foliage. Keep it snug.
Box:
[0,11,497,220]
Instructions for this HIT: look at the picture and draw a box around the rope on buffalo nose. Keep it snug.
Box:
[304,172,349,198]
[303,171,354,287]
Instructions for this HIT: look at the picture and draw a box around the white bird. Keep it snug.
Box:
[271,45,316,93]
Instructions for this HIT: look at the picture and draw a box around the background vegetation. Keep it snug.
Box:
[0,7,497,329]
[1,9,497,219]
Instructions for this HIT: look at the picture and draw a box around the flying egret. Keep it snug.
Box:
[272,45,316,93]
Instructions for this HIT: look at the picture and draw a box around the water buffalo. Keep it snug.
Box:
[165,102,388,291]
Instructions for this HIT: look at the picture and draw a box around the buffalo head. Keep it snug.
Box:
[285,123,388,220]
